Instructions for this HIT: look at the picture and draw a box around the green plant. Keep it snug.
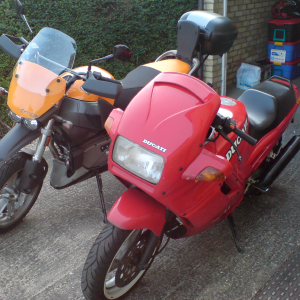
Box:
[0,0,197,123]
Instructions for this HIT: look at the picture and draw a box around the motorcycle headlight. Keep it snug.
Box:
[23,118,40,131]
[113,136,165,184]
[8,110,22,123]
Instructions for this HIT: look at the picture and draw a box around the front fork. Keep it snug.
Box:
[33,119,55,162]
[3,120,53,218]
[17,120,53,194]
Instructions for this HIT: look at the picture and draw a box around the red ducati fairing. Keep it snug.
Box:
[107,72,299,238]
[80,10,300,300]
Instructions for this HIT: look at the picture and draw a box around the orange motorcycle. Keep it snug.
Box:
[0,0,199,232]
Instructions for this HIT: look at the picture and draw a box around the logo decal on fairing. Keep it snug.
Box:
[225,119,248,161]
[20,109,39,118]
[143,139,167,153]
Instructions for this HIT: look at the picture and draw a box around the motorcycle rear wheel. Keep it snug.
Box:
[0,152,44,233]
[81,223,158,300]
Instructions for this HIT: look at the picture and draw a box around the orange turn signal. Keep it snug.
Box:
[195,167,225,182]
[104,116,114,134]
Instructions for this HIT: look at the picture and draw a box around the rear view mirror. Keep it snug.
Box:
[13,0,33,40]
[14,0,25,15]
[113,45,132,62]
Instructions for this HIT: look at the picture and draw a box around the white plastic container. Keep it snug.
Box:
[236,63,261,90]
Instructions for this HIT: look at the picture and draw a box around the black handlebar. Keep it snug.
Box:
[232,126,257,146]
[101,77,121,85]
[0,34,28,60]
[211,114,257,161]
[213,113,257,146]
[93,71,121,85]
[81,71,122,99]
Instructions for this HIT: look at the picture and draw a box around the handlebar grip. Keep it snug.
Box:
[101,77,121,85]
[233,127,257,146]
[93,71,121,85]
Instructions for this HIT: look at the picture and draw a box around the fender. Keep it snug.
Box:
[107,188,166,236]
[0,123,40,161]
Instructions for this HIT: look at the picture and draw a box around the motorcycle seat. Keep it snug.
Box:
[238,79,296,140]
[113,59,190,110]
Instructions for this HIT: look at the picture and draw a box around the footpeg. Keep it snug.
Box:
[252,183,269,193]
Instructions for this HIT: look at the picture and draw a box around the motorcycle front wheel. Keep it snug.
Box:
[0,152,45,233]
[81,223,159,300]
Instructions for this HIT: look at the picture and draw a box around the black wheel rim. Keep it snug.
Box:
[104,229,155,299]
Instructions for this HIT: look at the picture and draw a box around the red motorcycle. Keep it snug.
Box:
[81,11,300,300]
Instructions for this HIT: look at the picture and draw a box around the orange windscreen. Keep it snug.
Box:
[8,61,66,119]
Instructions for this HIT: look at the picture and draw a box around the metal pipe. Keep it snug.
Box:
[189,58,201,75]
[260,136,300,187]
[198,0,204,9]
[221,0,228,96]
[155,50,177,62]
[32,119,55,162]
[198,0,204,80]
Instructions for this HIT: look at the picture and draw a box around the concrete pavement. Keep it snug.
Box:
[1,82,300,300]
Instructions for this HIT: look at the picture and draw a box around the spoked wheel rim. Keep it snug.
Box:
[104,229,154,299]
[0,169,39,227]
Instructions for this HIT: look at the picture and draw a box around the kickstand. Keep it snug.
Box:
[95,173,108,224]
[227,214,244,254]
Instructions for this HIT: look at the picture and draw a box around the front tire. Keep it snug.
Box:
[0,152,45,233]
[81,223,159,300]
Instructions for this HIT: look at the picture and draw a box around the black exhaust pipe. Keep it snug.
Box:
[259,135,300,187]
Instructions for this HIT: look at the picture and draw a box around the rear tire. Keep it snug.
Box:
[81,223,158,300]
[0,152,45,233]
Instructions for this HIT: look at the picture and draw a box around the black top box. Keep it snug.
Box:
[179,11,238,56]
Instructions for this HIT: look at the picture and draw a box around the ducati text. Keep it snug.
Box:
[143,139,167,153]
[225,119,248,161]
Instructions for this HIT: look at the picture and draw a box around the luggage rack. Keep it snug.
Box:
[155,50,200,76]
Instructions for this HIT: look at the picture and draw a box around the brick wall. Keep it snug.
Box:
[202,0,275,93]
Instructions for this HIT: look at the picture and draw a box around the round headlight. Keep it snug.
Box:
[23,118,39,131]
[8,110,22,123]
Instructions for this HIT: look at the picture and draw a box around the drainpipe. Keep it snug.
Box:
[198,0,204,80]
[221,0,228,96]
